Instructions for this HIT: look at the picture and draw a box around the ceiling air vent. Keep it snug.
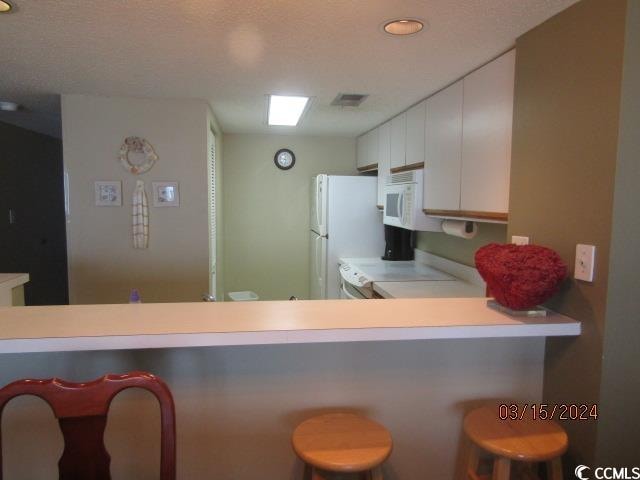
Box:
[331,93,369,107]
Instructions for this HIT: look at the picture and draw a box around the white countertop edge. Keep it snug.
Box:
[0,274,29,290]
[0,322,581,355]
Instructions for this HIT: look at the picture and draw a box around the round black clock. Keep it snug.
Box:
[274,148,295,170]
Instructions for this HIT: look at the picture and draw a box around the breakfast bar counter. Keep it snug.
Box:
[0,298,580,354]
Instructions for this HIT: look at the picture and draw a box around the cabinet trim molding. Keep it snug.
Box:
[424,209,508,222]
[390,162,424,173]
[357,163,378,172]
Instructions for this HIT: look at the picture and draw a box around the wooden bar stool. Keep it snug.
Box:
[463,405,568,480]
[292,413,393,480]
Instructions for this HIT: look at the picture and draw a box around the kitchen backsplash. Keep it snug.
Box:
[416,223,507,267]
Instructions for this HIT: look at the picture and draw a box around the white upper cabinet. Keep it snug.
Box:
[460,50,515,215]
[423,80,464,211]
[390,113,406,169]
[356,135,367,169]
[356,128,379,171]
[405,101,426,168]
[377,121,391,207]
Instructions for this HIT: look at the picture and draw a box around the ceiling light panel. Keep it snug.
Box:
[268,95,310,126]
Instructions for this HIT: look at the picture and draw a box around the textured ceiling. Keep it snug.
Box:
[0,0,579,138]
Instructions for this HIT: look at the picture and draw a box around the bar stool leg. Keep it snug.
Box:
[466,443,481,479]
[303,463,312,480]
[310,467,328,480]
[547,458,563,480]
[370,466,384,480]
[492,457,511,480]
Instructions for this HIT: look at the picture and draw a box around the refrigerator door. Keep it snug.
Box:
[310,174,328,236]
[309,231,327,299]
[325,176,385,299]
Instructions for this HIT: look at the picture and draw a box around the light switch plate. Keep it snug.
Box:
[512,236,530,246]
[575,244,596,282]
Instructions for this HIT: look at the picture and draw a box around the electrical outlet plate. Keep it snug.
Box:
[575,244,596,282]
[511,236,530,246]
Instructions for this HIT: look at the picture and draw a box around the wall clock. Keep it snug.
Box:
[274,149,295,170]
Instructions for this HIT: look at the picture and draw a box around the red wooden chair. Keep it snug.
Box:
[0,371,176,480]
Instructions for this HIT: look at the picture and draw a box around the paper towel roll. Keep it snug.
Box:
[442,220,478,239]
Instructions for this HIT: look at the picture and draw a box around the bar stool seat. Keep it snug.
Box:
[463,405,568,480]
[292,413,392,479]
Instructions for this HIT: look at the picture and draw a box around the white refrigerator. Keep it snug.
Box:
[309,174,385,299]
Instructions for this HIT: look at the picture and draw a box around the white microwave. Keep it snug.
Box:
[383,171,442,232]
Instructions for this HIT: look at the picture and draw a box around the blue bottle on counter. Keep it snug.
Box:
[129,289,142,304]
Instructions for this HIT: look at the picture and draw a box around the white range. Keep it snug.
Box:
[338,257,456,299]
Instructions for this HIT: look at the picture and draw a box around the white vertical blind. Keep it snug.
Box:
[207,127,217,299]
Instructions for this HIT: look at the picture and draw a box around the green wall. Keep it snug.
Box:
[416,223,507,267]
[222,134,356,300]
[508,0,627,466]
[596,0,640,465]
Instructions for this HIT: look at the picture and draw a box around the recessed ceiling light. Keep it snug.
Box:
[0,1,12,13]
[268,95,310,127]
[0,101,19,111]
[383,18,425,36]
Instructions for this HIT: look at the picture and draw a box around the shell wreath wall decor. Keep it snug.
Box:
[118,136,158,175]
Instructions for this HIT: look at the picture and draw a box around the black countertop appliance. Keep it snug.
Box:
[382,224,415,261]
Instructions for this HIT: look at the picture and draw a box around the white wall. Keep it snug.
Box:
[0,338,544,479]
[222,134,357,300]
[62,95,220,304]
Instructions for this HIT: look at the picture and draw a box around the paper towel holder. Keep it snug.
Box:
[441,219,479,239]
[464,221,474,234]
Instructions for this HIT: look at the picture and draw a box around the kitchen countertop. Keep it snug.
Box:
[0,273,29,307]
[0,273,29,289]
[373,280,485,299]
[0,298,580,354]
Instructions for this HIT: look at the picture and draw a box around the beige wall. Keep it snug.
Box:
[596,0,640,465]
[508,0,627,466]
[62,95,221,304]
[0,338,544,479]
[416,224,507,267]
[222,134,357,301]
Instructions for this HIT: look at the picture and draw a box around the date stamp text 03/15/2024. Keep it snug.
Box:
[498,403,599,421]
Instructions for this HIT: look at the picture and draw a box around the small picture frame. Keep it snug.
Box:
[94,181,122,206]
[152,182,180,207]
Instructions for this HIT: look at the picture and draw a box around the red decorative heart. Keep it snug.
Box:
[475,243,567,310]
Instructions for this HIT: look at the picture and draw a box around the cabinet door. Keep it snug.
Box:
[390,113,406,169]
[356,134,367,169]
[424,80,463,211]
[357,129,378,171]
[377,121,391,207]
[460,50,515,214]
[365,128,379,170]
[405,101,426,168]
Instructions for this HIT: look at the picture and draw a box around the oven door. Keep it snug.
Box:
[383,184,406,229]
[339,278,369,299]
